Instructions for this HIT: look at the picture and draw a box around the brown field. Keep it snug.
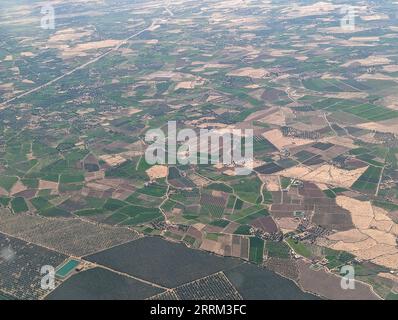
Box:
[38,179,58,191]
[275,217,300,233]
[99,154,127,167]
[262,129,313,150]
[279,164,367,188]
[357,121,398,135]
[10,181,27,196]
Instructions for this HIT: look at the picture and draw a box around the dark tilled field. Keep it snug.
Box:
[251,216,278,233]
[84,237,242,288]
[224,263,318,300]
[47,267,163,300]
[0,232,67,300]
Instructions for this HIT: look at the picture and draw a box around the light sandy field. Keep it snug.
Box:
[349,36,380,42]
[378,272,398,285]
[76,108,95,115]
[10,181,27,196]
[1,2,109,27]
[86,182,112,192]
[0,83,14,90]
[328,229,369,243]
[188,173,209,187]
[357,121,398,135]
[262,129,313,150]
[227,67,269,79]
[20,52,34,57]
[314,182,329,190]
[279,165,367,188]
[258,108,294,126]
[223,45,261,59]
[125,108,142,115]
[336,196,379,230]
[146,165,168,180]
[360,14,389,21]
[373,254,398,270]
[320,136,357,149]
[358,73,396,81]
[49,28,92,43]
[144,71,203,82]
[197,122,229,129]
[325,92,369,100]
[99,154,127,167]
[342,55,391,67]
[174,80,205,90]
[359,132,381,144]
[325,196,398,269]
[332,238,377,252]
[222,169,238,176]
[206,94,226,103]
[294,55,308,61]
[22,79,35,84]
[200,239,223,255]
[38,179,59,192]
[321,25,368,34]
[213,107,238,115]
[275,217,300,234]
[383,65,398,73]
[282,1,340,18]
[244,108,276,122]
[191,63,232,72]
[0,187,8,196]
[267,49,297,57]
[243,159,266,170]
[260,175,280,191]
[289,118,327,132]
[336,40,378,47]
[210,0,263,10]
[85,170,105,182]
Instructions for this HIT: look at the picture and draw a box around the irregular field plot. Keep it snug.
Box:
[47,267,163,300]
[85,237,242,288]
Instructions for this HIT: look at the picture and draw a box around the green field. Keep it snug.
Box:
[352,166,382,193]
[11,197,29,213]
[249,237,265,264]
[0,176,18,191]
[232,175,262,204]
